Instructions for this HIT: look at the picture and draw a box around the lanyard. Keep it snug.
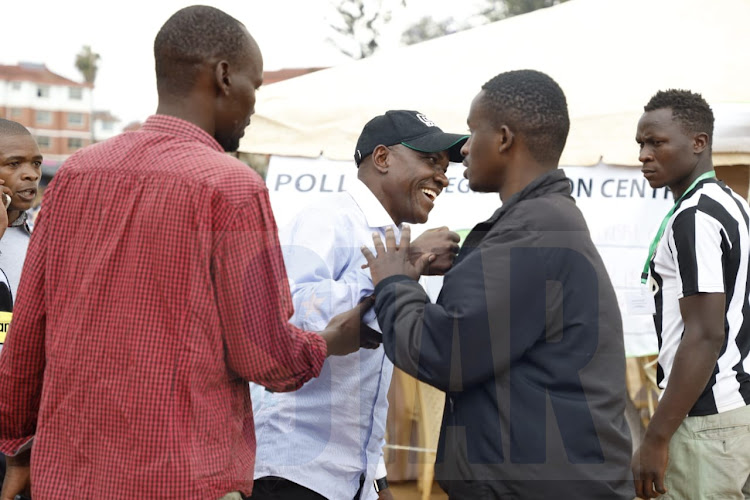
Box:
[640,171,716,284]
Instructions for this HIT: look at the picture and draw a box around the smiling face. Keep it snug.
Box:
[0,133,42,217]
[636,107,705,197]
[381,145,450,225]
[461,91,504,193]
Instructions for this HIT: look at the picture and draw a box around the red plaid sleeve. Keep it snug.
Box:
[212,187,326,391]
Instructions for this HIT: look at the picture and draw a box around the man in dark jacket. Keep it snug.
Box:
[361,70,635,499]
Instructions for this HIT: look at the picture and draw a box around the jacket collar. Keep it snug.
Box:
[458,169,570,258]
[485,168,569,226]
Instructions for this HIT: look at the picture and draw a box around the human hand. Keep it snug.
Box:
[0,450,31,500]
[0,179,11,233]
[377,486,394,500]
[631,435,669,498]
[409,226,460,275]
[361,226,433,286]
[321,296,381,356]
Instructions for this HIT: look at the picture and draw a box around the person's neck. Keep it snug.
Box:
[7,209,22,225]
[358,174,401,225]
[670,157,714,200]
[156,98,213,136]
[499,160,556,202]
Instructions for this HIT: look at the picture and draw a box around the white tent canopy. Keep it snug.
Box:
[240,0,750,166]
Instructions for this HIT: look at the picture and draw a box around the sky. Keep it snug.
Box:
[2,0,482,126]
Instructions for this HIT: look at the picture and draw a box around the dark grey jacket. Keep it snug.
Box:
[374,169,634,499]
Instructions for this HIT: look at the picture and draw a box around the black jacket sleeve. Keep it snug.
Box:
[374,227,543,392]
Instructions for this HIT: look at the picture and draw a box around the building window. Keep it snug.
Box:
[69,87,83,100]
[35,110,52,125]
[11,82,21,91]
[67,138,83,150]
[68,112,84,126]
[102,121,113,131]
[37,86,50,98]
[36,136,51,149]
[10,108,22,118]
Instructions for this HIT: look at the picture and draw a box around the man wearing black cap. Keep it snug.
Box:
[251,110,468,500]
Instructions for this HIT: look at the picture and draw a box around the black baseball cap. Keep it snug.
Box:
[354,110,469,166]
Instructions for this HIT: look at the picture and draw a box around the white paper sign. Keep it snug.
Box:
[265,157,673,356]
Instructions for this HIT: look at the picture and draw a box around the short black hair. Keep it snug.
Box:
[0,119,31,137]
[480,69,570,164]
[154,5,249,96]
[644,89,714,145]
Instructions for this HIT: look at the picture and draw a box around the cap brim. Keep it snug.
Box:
[402,133,469,163]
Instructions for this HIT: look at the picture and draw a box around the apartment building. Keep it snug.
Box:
[92,110,121,143]
[0,62,93,165]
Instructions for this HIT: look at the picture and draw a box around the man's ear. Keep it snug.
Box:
[497,125,515,154]
[214,60,231,96]
[693,132,709,154]
[371,145,390,174]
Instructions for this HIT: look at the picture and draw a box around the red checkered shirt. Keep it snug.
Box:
[0,115,327,499]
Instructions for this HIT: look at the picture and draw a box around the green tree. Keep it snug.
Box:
[480,0,570,22]
[327,0,406,59]
[74,45,100,144]
[75,45,100,85]
[402,0,570,45]
[401,16,459,46]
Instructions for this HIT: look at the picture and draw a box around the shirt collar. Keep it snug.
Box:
[10,211,29,232]
[345,179,399,230]
[141,115,224,153]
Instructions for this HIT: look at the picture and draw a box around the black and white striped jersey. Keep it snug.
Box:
[649,178,750,416]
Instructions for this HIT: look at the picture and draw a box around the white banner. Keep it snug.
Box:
[266,156,673,357]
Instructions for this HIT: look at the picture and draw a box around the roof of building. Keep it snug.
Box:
[0,63,91,88]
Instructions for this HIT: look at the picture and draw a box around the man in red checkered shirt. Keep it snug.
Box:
[0,6,377,500]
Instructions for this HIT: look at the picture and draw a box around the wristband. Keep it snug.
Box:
[373,476,388,492]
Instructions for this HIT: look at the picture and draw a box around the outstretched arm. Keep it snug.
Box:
[363,225,540,391]
[213,190,329,392]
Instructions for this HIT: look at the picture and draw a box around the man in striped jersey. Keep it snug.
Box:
[632,89,750,498]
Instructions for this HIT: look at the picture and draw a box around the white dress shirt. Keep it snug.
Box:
[253,179,398,500]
